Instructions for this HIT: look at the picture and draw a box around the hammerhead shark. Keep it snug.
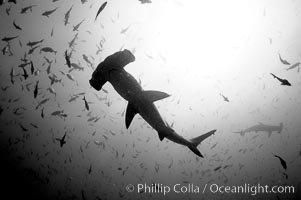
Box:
[234,122,283,137]
[89,49,216,157]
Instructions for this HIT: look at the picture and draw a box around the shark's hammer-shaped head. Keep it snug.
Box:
[89,49,135,91]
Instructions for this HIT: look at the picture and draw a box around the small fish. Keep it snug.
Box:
[73,19,85,31]
[220,93,229,102]
[2,35,18,42]
[270,73,291,86]
[47,87,56,96]
[43,56,52,65]
[273,154,287,170]
[27,39,44,47]
[40,47,57,54]
[48,74,61,85]
[83,96,89,110]
[282,172,288,180]
[18,62,30,68]
[42,7,58,18]
[51,110,64,116]
[95,1,107,21]
[81,190,86,200]
[41,107,44,118]
[21,53,28,63]
[2,44,12,55]
[56,131,67,147]
[28,45,40,55]
[96,44,102,55]
[69,33,78,48]
[64,50,71,68]
[76,92,85,96]
[83,54,93,66]
[30,61,34,75]
[0,106,4,116]
[33,80,39,98]
[13,20,22,30]
[50,27,54,37]
[68,95,79,102]
[25,82,32,92]
[88,164,92,174]
[30,123,38,128]
[211,143,218,149]
[46,64,53,75]
[13,107,25,115]
[59,113,68,119]
[64,5,73,26]
[286,62,300,71]
[20,123,28,132]
[66,73,75,81]
[278,53,290,65]
[35,98,50,110]
[22,67,28,80]
[70,63,84,71]
[6,6,11,15]
[120,24,131,34]
[10,67,14,84]
[138,0,152,3]
[21,5,37,14]
[214,166,222,171]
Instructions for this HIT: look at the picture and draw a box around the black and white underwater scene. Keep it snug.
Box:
[1,0,301,199]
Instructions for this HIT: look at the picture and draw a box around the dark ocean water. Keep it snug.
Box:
[0,0,301,200]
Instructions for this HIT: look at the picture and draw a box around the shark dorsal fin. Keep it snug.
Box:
[125,102,138,129]
[143,90,170,102]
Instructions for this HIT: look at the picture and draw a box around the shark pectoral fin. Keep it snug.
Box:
[143,90,170,102]
[125,102,138,129]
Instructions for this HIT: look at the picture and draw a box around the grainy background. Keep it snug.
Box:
[0,0,301,199]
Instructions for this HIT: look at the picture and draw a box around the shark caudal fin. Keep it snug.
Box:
[188,129,216,157]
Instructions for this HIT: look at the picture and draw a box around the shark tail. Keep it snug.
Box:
[188,130,216,158]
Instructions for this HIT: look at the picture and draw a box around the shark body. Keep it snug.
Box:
[90,49,216,157]
[234,122,283,137]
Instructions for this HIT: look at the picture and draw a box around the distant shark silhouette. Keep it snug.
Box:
[234,122,283,137]
[90,49,216,157]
